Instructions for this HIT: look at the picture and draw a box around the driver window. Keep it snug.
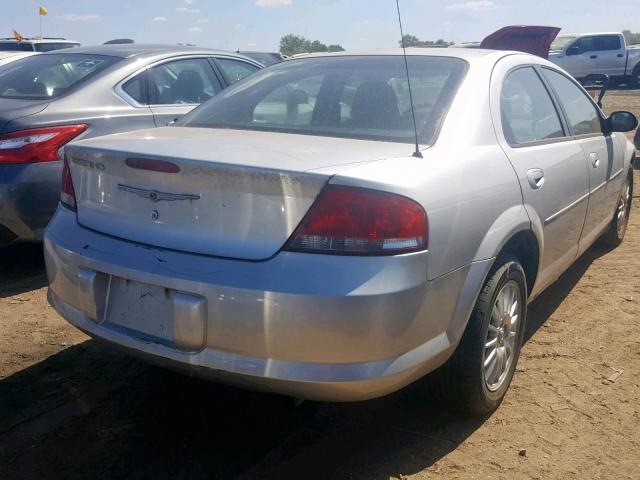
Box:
[542,69,602,136]
[500,67,565,145]
[150,58,222,105]
[571,36,595,54]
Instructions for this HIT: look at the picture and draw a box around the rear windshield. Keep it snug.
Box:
[0,53,119,100]
[34,43,79,52]
[178,55,467,144]
[0,42,35,52]
[241,52,282,67]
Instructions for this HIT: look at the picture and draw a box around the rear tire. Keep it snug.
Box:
[600,172,633,248]
[431,255,527,415]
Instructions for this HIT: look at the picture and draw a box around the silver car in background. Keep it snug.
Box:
[45,49,637,414]
[0,44,261,245]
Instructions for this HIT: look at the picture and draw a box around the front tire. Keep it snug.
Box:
[630,65,640,90]
[600,172,633,248]
[431,256,527,415]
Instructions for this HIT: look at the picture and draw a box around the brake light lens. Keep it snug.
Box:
[0,124,88,165]
[60,157,76,211]
[285,186,428,255]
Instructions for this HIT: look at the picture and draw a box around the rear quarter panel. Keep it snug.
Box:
[332,53,529,281]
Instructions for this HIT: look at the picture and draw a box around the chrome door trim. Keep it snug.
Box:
[544,192,590,225]
[589,181,607,195]
[609,168,623,181]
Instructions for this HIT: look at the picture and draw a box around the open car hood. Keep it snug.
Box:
[480,25,561,59]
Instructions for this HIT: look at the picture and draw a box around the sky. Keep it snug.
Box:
[2,0,639,52]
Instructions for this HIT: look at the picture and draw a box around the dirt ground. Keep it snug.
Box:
[1,91,639,480]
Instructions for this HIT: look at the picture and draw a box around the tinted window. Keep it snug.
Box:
[179,56,467,145]
[543,69,602,136]
[122,71,149,105]
[501,67,564,145]
[573,36,595,53]
[0,42,34,52]
[240,52,281,67]
[216,58,259,84]
[595,35,622,51]
[150,58,222,105]
[34,43,79,52]
[0,53,119,100]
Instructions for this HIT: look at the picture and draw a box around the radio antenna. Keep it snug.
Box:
[395,0,422,158]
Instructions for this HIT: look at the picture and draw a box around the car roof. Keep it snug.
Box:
[288,47,508,62]
[0,38,79,44]
[43,43,237,59]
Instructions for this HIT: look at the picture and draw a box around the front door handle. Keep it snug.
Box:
[590,152,600,168]
[590,55,598,59]
[526,168,545,190]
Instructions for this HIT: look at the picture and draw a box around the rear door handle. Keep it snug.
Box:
[590,55,598,59]
[590,152,600,168]
[526,168,545,190]
[617,53,624,58]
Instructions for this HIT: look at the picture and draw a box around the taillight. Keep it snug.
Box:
[0,124,88,165]
[285,186,428,255]
[60,157,76,211]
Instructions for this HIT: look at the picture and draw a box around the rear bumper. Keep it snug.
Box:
[0,161,61,245]
[45,207,491,401]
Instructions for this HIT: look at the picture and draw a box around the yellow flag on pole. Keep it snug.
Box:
[39,6,48,16]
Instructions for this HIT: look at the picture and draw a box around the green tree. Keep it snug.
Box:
[622,30,640,45]
[400,34,453,48]
[279,34,345,56]
[279,34,309,56]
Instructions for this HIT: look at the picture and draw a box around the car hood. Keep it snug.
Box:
[481,25,561,59]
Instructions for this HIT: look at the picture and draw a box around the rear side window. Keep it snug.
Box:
[150,58,222,105]
[595,35,621,51]
[542,69,602,136]
[122,71,149,105]
[501,67,564,145]
[216,58,259,84]
[0,53,119,100]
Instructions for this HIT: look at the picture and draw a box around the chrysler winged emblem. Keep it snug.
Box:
[118,184,200,202]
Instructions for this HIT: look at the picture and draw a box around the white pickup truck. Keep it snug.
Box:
[548,32,640,87]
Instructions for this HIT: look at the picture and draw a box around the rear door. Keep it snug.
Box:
[541,67,622,251]
[491,58,590,294]
[147,56,224,126]
[593,35,626,77]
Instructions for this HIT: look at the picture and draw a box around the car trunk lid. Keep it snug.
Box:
[0,99,49,133]
[66,127,415,260]
[480,25,561,59]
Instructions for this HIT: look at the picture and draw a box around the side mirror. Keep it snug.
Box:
[566,45,580,56]
[607,111,638,133]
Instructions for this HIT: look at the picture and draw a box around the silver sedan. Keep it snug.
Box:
[44,48,637,414]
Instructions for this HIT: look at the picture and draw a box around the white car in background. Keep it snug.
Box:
[0,51,38,67]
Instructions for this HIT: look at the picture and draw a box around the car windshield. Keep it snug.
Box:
[550,36,576,51]
[178,55,467,144]
[0,53,119,100]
